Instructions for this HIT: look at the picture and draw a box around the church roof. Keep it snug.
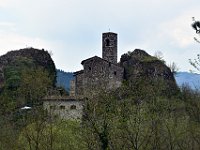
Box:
[81,56,100,64]
[81,55,121,68]
[74,70,84,75]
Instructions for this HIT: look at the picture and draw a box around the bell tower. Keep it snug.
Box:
[102,32,117,64]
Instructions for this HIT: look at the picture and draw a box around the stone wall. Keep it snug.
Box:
[70,32,124,97]
[107,62,124,89]
[102,32,117,64]
[43,99,83,120]
[74,70,84,96]
[69,79,75,96]
[81,56,124,96]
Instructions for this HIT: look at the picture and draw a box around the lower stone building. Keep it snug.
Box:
[43,96,83,120]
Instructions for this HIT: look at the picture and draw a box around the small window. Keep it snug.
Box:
[60,105,65,109]
[114,71,117,75]
[70,105,76,110]
[105,38,110,46]
[109,62,111,67]
[89,67,91,70]
[50,105,56,109]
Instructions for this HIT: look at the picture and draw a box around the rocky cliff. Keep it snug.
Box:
[0,48,56,88]
[120,49,178,96]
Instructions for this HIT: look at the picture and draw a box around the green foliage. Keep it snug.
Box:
[0,53,200,149]
[18,67,52,106]
[17,119,85,150]
[0,79,200,149]
[82,81,200,150]
[121,49,161,63]
[3,57,34,90]
[1,57,53,107]
[0,57,55,149]
[141,55,159,62]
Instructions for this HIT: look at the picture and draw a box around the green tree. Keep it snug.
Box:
[82,90,117,150]
[0,57,54,149]
[18,117,85,150]
[18,67,52,106]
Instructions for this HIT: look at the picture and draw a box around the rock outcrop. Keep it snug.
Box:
[0,48,56,88]
[120,49,178,96]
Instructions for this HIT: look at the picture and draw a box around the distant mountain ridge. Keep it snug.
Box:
[175,72,200,89]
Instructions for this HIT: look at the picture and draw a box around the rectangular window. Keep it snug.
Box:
[109,62,111,67]
[70,105,76,110]
[50,105,56,110]
[60,105,65,109]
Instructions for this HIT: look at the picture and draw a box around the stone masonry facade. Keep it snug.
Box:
[70,32,124,97]
[43,97,83,120]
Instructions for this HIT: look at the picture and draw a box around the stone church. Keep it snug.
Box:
[70,32,124,97]
[44,32,177,120]
[43,32,124,120]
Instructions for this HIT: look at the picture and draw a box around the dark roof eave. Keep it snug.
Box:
[81,55,122,67]
[74,70,84,75]
[81,55,99,65]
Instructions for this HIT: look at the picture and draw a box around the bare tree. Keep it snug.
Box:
[168,62,179,74]
[192,17,200,43]
[190,17,200,72]
[154,51,166,63]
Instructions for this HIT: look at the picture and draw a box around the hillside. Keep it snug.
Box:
[0,49,200,150]
[0,48,56,89]
[56,70,74,91]
[120,49,178,96]
[0,48,57,109]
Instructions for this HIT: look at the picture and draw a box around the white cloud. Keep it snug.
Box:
[0,0,200,71]
[0,0,12,7]
[0,21,16,33]
[157,10,200,48]
[0,32,52,55]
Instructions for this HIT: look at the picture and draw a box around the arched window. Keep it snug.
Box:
[105,38,110,46]
[109,62,111,67]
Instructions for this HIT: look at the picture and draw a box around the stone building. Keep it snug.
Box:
[70,32,124,97]
[43,32,178,120]
[44,32,124,120]
[43,96,83,120]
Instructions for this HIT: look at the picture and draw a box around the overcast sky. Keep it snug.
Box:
[0,0,200,72]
